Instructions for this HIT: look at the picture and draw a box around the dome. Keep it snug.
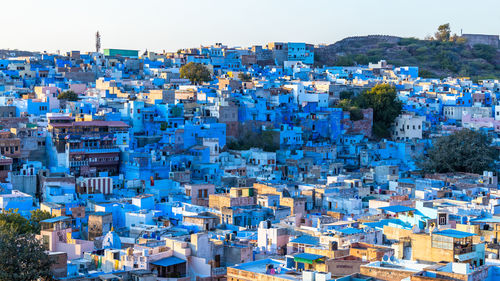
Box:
[102,230,122,249]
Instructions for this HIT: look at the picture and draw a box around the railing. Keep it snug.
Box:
[89,160,120,166]
[455,245,474,255]
[212,267,227,276]
[70,161,89,167]
[70,147,120,153]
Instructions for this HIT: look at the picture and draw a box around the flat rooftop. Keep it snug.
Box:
[362,260,430,272]
[231,259,300,281]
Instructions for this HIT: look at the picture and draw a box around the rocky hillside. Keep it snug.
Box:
[314,35,500,80]
[0,49,39,58]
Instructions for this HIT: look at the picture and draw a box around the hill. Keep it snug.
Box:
[0,49,40,58]
[314,35,500,80]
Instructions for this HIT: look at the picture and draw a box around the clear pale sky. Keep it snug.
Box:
[1,0,499,53]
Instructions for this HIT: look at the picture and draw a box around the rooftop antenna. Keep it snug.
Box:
[96,31,101,53]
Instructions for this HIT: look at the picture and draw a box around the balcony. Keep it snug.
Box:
[69,161,89,167]
[69,147,120,154]
[455,245,474,255]
[212,267,227,276]
[89,160,120,166]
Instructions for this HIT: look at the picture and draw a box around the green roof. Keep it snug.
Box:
[103,49,139,57]
[294,253,325,264]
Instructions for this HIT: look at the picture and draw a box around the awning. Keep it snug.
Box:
[293,253,325,264]
[151,256,186,267]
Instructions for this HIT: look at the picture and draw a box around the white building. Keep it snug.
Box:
[392,113,425,140]
[494,104,500,121]
[257,221,289,254]
[443,106,491,121]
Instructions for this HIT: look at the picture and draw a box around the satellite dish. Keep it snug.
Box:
[390,256,396,262]
[383,255,389,262]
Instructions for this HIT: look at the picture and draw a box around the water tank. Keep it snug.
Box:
[315,272,331,281]
[285,255,294,269]
[303,271,315,281]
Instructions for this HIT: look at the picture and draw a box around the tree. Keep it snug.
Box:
[472,44,497,63]
[418,68,436,78]
[180,62,212,84]
[30,210,54,234]
[0,232,53,281]
[354,84,402,138]
[434,23,451,42]
[0,210,32,236]
[339,91,354,100]
[227,125,280,152]
[58,90,79,101]
[238,73,252,82]
[336,55,355,66]
[418,129,499,174]
[336,99,363,121]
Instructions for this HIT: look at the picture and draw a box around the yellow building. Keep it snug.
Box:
[411,229,485,266]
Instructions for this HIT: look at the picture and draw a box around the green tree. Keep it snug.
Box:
[238,73,252,82]
[339,91,354,100]
[227,126,279,152]
[0,210,32,236]
[0,232,53,281]
[57,90,79,101]
[336,99,363,121]
[419,129,499,174]
[336,55,355,66]
[180,62,212,84]
[434,23,451,42]
[29,210,54,234]
[355,84,402,138]
[472,44,497,63]
[418,69,436,78]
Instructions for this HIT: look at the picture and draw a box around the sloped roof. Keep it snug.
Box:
[433,229,476,239]
[379,205,416,213]
[289,235,319,245]
[150,256,186,267]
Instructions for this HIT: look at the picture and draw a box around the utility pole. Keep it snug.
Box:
[96,31,101,53]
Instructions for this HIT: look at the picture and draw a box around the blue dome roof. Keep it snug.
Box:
[102,230,122,249]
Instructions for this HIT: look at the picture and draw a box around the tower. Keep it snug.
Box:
[95,31,101,53]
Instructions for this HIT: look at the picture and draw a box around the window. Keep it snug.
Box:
[439,214,447,225]
[42,235,50,249]
[431,234,453,250]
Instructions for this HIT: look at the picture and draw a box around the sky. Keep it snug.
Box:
[1,0,499,53]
